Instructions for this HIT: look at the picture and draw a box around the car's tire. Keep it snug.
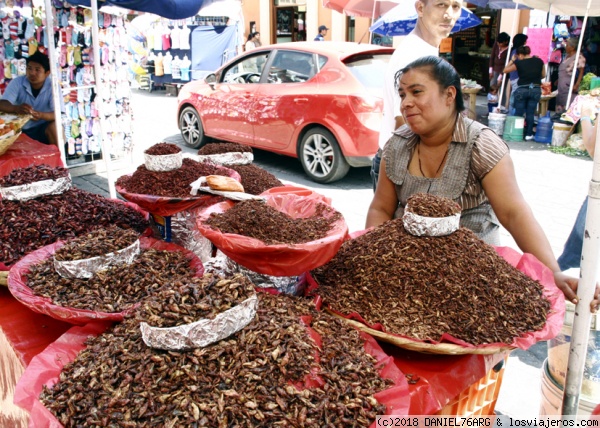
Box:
[179,106,208,149]
[298,128,350,183]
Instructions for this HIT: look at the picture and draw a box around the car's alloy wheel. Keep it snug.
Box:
[179,106,207,149]
[299,128,350,183]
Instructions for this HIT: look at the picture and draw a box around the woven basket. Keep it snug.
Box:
[327,309,514,355]
[0,132,22,156]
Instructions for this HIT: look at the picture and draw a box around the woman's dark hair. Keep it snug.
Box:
[517,45,531,56]
[247,32,256,41]
[497,32,510,44]
[513,33,528,50]
[394,56,465,113]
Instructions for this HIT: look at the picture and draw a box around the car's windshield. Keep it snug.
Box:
[345,54,392,93]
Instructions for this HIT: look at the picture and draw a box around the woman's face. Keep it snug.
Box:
[398,68,456,136]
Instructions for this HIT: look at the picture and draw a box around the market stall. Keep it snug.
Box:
[0,151,566,424]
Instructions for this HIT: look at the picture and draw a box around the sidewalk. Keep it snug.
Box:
[72,90,595,417]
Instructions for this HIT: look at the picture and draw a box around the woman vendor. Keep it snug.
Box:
[366,56,599,312]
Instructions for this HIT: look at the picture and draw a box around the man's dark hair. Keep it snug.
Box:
[26,51,50,72]
[497,32,510,44]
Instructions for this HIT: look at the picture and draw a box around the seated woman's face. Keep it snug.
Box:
[398,68,455,136]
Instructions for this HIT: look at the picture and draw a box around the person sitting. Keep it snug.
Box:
[0,51,58,147]
[503,45,545,141]
[366,55,599,312]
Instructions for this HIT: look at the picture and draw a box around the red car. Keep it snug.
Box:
[177,42,393,183]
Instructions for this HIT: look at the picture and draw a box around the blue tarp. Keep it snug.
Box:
[68,0,205,19]
[191,25,237,79]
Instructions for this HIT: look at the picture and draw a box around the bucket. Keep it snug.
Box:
[503,116,525,141]
[547,301,600,400]
[535,112,553,144]
[551,123,572,147]
[540,359,598,416]
[488,112,506,136]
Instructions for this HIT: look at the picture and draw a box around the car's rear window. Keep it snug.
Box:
[344,54,392,91]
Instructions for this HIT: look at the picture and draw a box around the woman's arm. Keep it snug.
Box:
[574,66,585,91]
[503,60,516,74]
[365,158,400,228]
[482,154,599,310]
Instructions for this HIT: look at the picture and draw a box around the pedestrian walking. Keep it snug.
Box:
[314,25,328,41]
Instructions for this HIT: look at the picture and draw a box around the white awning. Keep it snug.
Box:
[197,0,242,19]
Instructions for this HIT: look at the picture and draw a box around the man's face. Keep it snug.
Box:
[26,62,50,88]
[321,29,328,35]
[416,0,463,42]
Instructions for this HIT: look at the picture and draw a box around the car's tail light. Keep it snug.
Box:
[348,94,383,114]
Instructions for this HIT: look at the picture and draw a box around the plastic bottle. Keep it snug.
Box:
[535,112,553,144]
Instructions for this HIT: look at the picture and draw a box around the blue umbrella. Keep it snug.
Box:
[370,5,481,36]
[469,0,531,9]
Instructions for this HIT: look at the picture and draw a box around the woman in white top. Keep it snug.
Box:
[245,32,259,52]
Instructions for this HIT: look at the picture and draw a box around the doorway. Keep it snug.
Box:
[274,6,306,43]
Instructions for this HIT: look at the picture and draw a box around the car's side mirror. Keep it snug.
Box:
[205,73,217,89]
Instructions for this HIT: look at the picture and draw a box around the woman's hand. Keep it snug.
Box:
[554,271,600,313]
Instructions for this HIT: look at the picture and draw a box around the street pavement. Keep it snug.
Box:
[71,88,597,416]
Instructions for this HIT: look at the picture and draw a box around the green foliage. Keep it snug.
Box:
[548,145,591,158]
[580,72,598,91]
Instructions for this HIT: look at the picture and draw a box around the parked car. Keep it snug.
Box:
[177,41,393,183]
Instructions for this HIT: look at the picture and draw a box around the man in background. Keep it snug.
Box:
[0,50,58,147]
[314,25,329,41]
[371,0,463,190]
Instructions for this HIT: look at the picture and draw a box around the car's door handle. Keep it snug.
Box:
[294,98,309,103]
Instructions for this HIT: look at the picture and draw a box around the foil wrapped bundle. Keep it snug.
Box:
[0,176,72,201]
[53,240,141,279]
[204,252,305,295]
[194,152,253,166]
[403,210,460,237]
[144,152,183,172]
[140,294,258,350]
[168,209,214,262]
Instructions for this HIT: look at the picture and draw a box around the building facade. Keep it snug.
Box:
[241,0,373,45]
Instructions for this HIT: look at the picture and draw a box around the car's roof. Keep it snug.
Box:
[252,41,394,60]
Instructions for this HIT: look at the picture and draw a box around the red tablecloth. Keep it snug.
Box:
[0,287,71,427]
[0,133,63,177]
